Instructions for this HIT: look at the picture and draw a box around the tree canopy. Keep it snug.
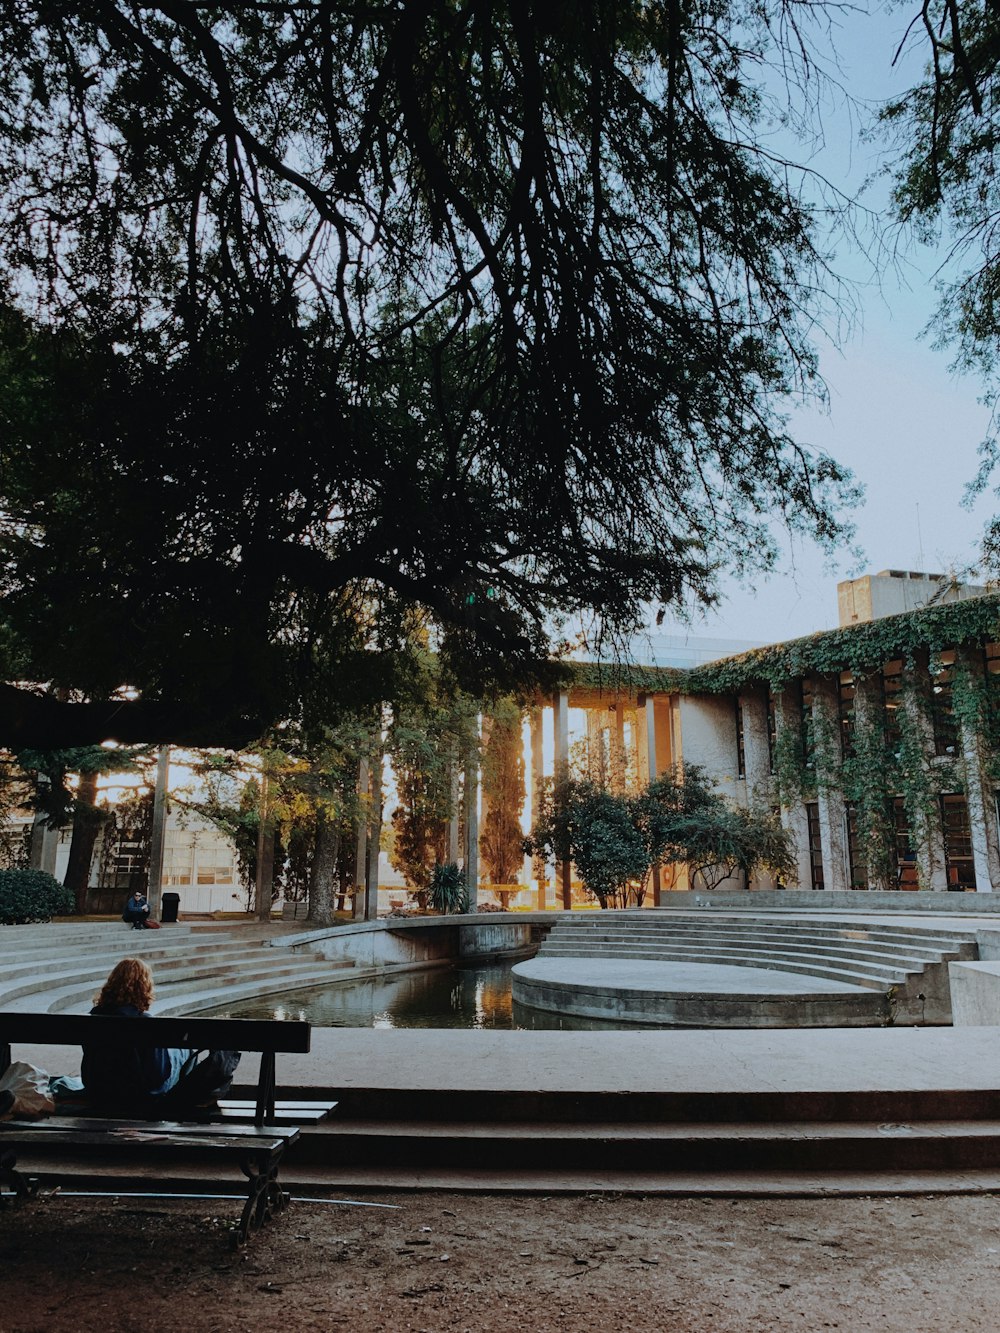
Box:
[884,0,1000,565]
[0,1,858,747]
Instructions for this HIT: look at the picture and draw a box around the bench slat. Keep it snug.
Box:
[20,1116,302,1141]
[0,1012,311,1053]
[0,1127,296,1153]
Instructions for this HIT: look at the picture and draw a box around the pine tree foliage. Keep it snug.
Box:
[479,699,526,886]
[0,1,858,747]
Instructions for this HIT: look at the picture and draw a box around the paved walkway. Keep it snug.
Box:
[15,1024,1000,1098]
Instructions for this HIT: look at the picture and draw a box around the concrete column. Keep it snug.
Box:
[901,655,948,892]
[364,746,383,920]
[553,689,572,910]
[626,709,641,793]
[775,686,812,889]
[145,745,170,918]
[957,647,1000,892]
[739,688,772,810]
[462,720,480,910]
[254,770,275,922]
[609,702,626,795]
[352,754,370,920]
[478,714,493,889]
[638,693,662,905]
[812,676,848,892]
[447,760,461,864]
[853,675,891,890]
[28,812,59,876]
[529,705,547,908]
[586,709,606,785]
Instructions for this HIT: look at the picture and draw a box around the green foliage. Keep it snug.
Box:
[0,868,73,924]
[528,779,650,910]
[388,660,478,893]
[429,862,469,915]
[0,2,858,747]
[637,767,795,890]
[16,744,152,826]
[176,729,369,914]
[527,765,794,906]
[879,1,1000,562]
[479,700,527,886]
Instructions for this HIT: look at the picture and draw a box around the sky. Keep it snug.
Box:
[655,2,1000,650]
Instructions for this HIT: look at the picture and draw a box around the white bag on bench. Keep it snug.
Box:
[0,1061,55,1121]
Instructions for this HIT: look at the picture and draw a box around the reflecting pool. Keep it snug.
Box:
[200,959,665,1031]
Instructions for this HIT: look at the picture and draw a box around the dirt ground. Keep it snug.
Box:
[4,1189,1000,1331]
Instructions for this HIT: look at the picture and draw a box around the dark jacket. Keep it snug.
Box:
[122,895,150,923]
[81,1003,180,1109]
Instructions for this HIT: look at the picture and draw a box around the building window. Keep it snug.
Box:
[883,661,903,752]
[931,650,958,757]
[735,699,746,780]
[941,793,976,890]
[844,803,867,889]
[892,798,918,890]
[805,801,824,890]
[766,690,777,776]
[839,672,855,759]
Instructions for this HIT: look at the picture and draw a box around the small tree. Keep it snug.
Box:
[527,779,649,909]
[479,698,526,893]
[528,765,796,905]
[638,766,795,890]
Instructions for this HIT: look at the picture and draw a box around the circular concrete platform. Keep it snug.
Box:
[510,957,890,1028]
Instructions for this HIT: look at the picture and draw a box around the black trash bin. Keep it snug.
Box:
[161,892,180,923]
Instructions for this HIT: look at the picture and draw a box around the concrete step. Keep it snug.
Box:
[281,1116,1000,1173]
[0,944,298,992]
[543,926,971,963]
[19,1156,1000,1197]
[626,912,981,942]
[40,962,341,1015]
[539,937,928,976]
[535,944,909,989]
[549,925,977,958]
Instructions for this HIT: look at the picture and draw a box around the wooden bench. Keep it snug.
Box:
[0,1012,332,1246]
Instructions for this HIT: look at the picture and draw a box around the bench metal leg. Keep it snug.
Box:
[233,1147,289,1247]
[0,1148,37,1209]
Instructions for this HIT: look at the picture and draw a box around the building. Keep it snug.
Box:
[536,572,1000,897]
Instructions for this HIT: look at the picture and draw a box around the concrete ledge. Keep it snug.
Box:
[511,957,890,1028]
[659,890,1000,912]
[950,960,1000,1024]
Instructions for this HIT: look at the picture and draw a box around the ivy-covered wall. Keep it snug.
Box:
[570,593,1000,892]
[569,593,1000,697]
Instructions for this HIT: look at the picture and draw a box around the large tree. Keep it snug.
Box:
[883,0,1000,562]
[0,2,856,748]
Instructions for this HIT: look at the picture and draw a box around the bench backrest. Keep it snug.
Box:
[0,1012,311,1053]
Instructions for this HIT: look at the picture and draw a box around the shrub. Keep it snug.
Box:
[0,869,75,924]
[429,861,469,914]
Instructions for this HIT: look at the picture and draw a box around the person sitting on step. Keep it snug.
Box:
[122,889,152,930]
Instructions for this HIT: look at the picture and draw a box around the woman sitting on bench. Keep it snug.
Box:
[82,958,240,1116]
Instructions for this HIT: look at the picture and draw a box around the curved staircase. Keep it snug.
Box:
[515,912,980,1026]
[0,922,347,1015]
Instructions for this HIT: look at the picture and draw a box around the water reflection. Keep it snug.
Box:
[202,960,676,1031]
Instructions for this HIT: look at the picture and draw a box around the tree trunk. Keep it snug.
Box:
[308,808,340,926]
[64,772,104,914]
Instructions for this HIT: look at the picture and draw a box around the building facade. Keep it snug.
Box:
[539,574,1000,898]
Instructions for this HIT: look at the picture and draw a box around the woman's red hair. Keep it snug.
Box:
[94,957,154,1012]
